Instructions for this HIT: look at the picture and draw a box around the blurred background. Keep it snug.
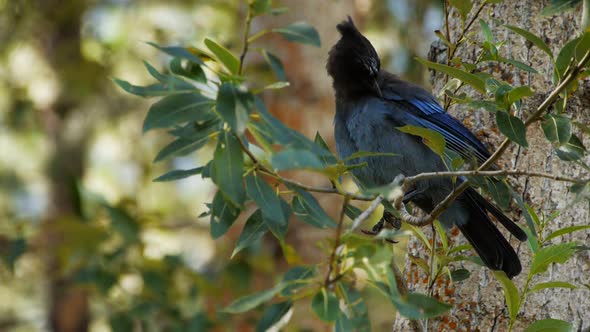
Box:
[0,0,442,331]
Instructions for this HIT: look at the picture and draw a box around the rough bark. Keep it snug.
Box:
[394,1,590,331]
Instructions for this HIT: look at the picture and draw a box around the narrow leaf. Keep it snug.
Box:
[530,281,577,293]
[232,209,268,258]
[556,134,586,161]
[397,125,446,157]
[530,242,579,275]
[493,271,520,321]
[524,318,573,332]
[216,83,249,134]
[224,285,282,313]
[211,131,245,206]
[147,42,205,65]
[245,173,287,228]
[505,25,554,60]
[271,149,324,171]
[153,167,203,182]
[204,38,240,74]
[288,184,336,228]
[262,50,287,81]
[546,225,590,241]
[311,289,339,321]
[210,191,240,239]
[143,93,214,132]
[256,301,293,332]
[415,58,486,93]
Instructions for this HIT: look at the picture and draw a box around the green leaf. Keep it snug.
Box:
[335,284,371,332]
[415,58,486,93]
[153,167,203,182]
[262,50,287,81]
[484,178,512,210]
[271,149,324,171]
[260,81,290,91]
[280,266,317,297]
[479,19,493,42]
[147,42,205,65]
[153,133,213,162]
[493,271,520,321]
[210,191,241,239]
[541,114,572,145]
[245,173,288,233]
[311,289,339,321]
[542,0,581,15]
[143,93,214,132]
[500,57,539,74]
[507,85,534,104]
[344,151,398,161]
[450,0,473,22]
[496,111,528,147]
[169,57,207,83]
[113,79,195,98]
[256,301,293,332]
[314,132,338,166]
[546,225,590,241]
[450,268,471,282]
[396,125,446,157]
[393,293,452,320]
[106,206,140,244]
[273,22,321,47]
[556,134,586,161]
[524,318,573,332]
[575,32,590,63]
[288,184,336,228]
[204,38,240,74]
[555,36,581,81]
[211,131,245,207]
[251,0,272,16]
[344,204,363,220]
[530,281,577,293]
[224,284,282,313]
[505,25,554,60]
[216,83,250,134]
[530,242,579,275]
[232,209,268,258]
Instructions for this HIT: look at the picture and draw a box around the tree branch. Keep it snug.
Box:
[325,195,350,287]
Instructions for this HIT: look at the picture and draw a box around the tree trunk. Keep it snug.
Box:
[394,1,590,331]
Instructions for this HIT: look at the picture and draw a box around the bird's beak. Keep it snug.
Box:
[372,79,382,98]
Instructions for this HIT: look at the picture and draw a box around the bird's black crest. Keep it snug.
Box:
[336,16,359,36]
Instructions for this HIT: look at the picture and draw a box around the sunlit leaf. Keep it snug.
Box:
[450,0,473,22]
[530,242,579,275]
[546,225,590,241]
[496,111,528,147]
[273,22,321,47]
[397,125,446,157]
[113,79,195,98]
[204,38,240,74]
[147,42,205,65]
[530,281,577,293]
[524,318,573,332]
[493,271,520,321]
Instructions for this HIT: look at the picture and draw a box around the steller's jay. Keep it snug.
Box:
[326,17,527,278]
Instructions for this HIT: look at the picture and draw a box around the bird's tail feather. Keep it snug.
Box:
[456,191,522,278]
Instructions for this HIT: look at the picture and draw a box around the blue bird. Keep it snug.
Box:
[326,17,527,278]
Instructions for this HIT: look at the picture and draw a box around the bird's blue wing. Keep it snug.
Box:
[383,89,491,165]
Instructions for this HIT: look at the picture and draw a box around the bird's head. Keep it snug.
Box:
[327,16,382,99]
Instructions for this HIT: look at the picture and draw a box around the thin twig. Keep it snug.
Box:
[405,169,588,185]
[238,4,253,75]
[448,1,488,61]
[325,195,351,288]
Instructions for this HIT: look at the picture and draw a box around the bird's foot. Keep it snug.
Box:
[361,211,401,243]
